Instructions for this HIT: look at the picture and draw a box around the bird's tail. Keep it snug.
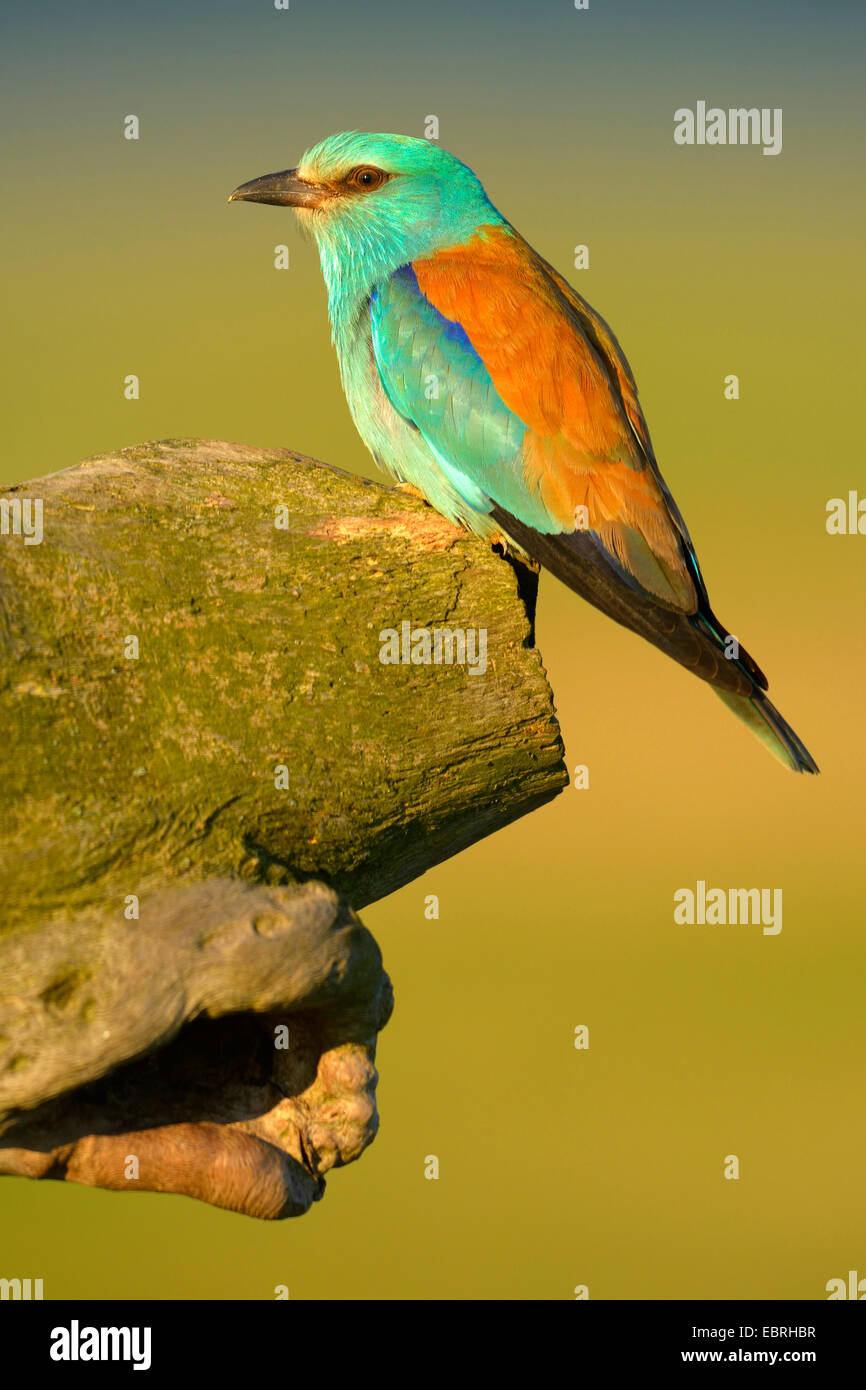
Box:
[712,687,819,774]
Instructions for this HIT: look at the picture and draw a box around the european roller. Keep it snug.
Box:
[230,132,818,774]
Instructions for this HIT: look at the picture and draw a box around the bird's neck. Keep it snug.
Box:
[317,240,372,342]
[314,204,507,343]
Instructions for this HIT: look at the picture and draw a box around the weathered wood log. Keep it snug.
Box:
[0,438,566,924]
[0,879,393,1219]
[0,437,567,1216]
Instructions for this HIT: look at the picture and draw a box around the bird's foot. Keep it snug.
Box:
[393,481,428,502]
[491,533,540,573]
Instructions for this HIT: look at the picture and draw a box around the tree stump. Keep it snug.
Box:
[0,439,567,1216]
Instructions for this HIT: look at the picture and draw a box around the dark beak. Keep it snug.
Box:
[228,168,328,208]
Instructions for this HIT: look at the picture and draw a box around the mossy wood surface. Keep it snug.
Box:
[0,439,566,930]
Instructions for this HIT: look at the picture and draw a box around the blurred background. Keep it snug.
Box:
[2,0,864,1298]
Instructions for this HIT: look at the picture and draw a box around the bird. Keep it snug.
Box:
[230,132,818,773]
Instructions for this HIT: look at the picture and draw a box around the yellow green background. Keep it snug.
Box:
[2,0,863,1298]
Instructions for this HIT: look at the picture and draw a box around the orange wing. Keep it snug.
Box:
[413,225,697,610]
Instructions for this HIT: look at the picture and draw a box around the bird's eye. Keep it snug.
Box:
[347,166,389,192]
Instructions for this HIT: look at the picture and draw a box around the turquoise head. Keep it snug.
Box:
[230,132,505,313]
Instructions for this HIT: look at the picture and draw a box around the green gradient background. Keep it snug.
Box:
[2,0,864,1299]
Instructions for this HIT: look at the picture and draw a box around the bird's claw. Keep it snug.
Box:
[393,481,428,501]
